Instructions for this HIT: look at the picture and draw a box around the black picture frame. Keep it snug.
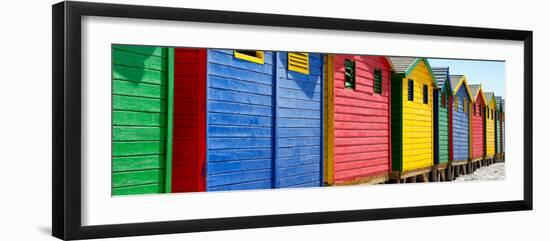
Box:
[52,1,533,240]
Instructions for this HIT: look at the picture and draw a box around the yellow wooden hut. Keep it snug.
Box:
[484,91,496,162]
[389,57,436,182]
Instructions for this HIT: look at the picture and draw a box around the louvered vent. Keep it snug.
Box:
[288,52,310,74]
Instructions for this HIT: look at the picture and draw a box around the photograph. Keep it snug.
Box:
[48,1,534,239]
[111,45,506,196]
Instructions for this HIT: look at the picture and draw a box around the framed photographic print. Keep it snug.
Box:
[52,1,533,240]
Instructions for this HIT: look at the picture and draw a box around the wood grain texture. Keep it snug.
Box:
[206,50,275,191]
[471,91,486,160]
[400,60,435,171]
[435,86,451,164]
[390,74,403,172]
[206,50,323,191]
[452,84,471,162]
[275,52,323,188]
[495,97,502,155]
[326,55,392,184]
[323,55,334,184]
[112,45,169,195]
[485,96,496,157]
[170,48,207,193]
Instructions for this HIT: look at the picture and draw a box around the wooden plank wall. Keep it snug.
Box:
[331,55,391,183]
[112,45,169,195]
[437,88,450,164]
[452,85,470,162]
[502,113,505,153]
[275,52,323,188]
[206,50,323,191]
[485,98,496,157]
[323,56,334,184]
[496,116,501,153]
[172,48,206,192]
[471,94,485,160]
[390,74,403,172]
[502,101,505,153]
[495,97,502,155]
[206,49,275,191]
[401,61,434,172]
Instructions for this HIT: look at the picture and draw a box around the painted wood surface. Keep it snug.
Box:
[485,93,496,157]
[495,113,502,154]
[437,91,450,164]
[206,49,275,191]
[502,99,505,153]
[432,67,451,165]
[390,71,403,171]
[495,96,502,154]
[451,78,471,162]
[470,87,486,160]
[172,48,206,192]
[276,52,323,188]
[323,56,334,184]
[206,50,323,191]
[325,55,392,184]
[112,45,170,195]
[391,59,435,172]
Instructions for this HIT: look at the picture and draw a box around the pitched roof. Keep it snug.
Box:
[450,75,463,90]
[383,57,396,71]
[388,57,417,73]
[431,67,449,89]
[484,91,495,104]
[469,84,481,97]
[450,75,473,100]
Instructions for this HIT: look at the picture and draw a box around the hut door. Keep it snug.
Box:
[172,48,206,192]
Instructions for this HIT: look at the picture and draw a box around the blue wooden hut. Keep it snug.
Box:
[206,50,324,191]
[449,75,473,175]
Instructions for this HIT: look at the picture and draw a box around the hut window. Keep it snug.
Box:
[288,52,309,74]
[441,93,446,108]
[407,79,414,101]
[479,104,482,115]
[473,102,476,115]
[373,69,382,94]
[234,50,265,64]
[423,85,428,104]
[344,59,356,89]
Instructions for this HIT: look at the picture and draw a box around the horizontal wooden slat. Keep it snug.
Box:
[113,169,165,187]
[113,155,164,172]
[112,183,164,196]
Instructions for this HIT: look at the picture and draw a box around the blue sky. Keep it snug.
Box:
[428,58,505,97]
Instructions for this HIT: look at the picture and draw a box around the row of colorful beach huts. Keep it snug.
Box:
[112,45,505,195]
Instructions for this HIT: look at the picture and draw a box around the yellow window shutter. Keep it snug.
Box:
[234,50,265,64]
[288,52,310,74]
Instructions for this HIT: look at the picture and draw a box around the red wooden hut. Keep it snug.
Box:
[324,55,394,185]
[469,84,486,166]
